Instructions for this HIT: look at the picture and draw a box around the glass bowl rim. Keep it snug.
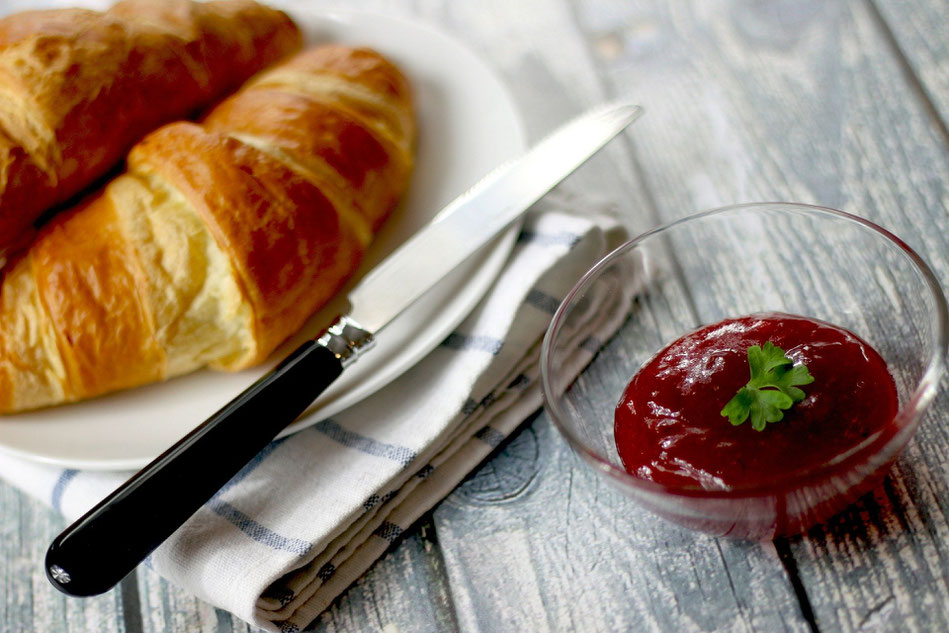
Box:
[539,201,949,499]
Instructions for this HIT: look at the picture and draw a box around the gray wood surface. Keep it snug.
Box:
[2,0,948,632]
[873,0,949,133]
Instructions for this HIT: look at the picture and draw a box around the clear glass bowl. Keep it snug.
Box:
[540,202,948,539]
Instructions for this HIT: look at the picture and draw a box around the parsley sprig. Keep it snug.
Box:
[720,341,814,431]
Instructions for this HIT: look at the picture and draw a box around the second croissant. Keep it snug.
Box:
[0,45,415,413]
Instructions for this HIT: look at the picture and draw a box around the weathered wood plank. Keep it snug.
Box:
[0,480,127,633]
[871,0,949,134]
[582,0,949,266]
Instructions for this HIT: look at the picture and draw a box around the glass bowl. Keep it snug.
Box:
[540,202,948,540]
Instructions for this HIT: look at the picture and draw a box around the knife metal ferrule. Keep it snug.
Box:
[317,316,375,368]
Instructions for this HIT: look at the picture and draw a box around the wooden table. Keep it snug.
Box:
[2,0,948,631]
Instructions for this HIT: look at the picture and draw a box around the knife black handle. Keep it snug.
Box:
[45,339,344,597]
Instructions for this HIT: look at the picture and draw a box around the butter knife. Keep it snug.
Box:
[46,102,642,597]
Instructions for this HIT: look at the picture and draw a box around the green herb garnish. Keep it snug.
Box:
[720,341,814,431]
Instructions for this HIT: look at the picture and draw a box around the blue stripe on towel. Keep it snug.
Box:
[50,469,79,513]
[507,373,531,390]
[208,499,312,556]
[441,333,503,355]
[198,436,313,556]
[264,586,296,608]
[317,563,336,581]
[526,289,561,314]
[461,391,501,416]
[461,398,480,415]
[363,490,398,512]
[517,230,581,247]
[314,419,416,467]
[475,426,506,448]
[373,521,403,543]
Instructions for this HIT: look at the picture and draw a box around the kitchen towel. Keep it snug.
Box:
[0,197,634,632]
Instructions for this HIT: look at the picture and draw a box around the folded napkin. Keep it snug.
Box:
[0,196,631,632]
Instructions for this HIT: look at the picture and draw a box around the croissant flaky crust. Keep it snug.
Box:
[0,0,302,259]
[0,45,415,413]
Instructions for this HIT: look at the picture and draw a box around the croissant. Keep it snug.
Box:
[0,45,415,413]
[0,0,302,261]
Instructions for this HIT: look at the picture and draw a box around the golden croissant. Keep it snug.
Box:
[0,0,302,259]
[0,45,415,413]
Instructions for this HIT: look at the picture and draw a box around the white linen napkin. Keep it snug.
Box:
[0,197,632,632]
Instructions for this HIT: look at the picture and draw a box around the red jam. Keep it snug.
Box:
[614,313,899,492]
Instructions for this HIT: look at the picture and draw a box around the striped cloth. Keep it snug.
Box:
[0,200,631,632]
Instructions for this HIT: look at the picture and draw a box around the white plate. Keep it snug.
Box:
[0,9,526,471]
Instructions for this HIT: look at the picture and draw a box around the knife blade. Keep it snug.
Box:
[45,102,642,597]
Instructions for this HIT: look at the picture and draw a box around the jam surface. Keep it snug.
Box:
[614,313,899,491]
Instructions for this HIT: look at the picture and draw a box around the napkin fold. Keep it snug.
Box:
[0,196,632,632]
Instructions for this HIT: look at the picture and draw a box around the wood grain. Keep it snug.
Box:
[871,0,949,135]
[0,479,127,633]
